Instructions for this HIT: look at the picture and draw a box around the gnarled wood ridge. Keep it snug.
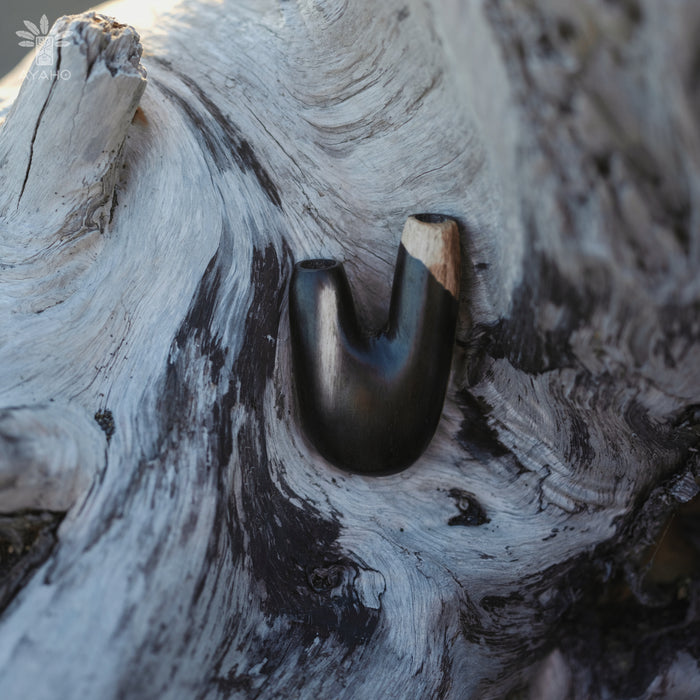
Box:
[0,2,699,698]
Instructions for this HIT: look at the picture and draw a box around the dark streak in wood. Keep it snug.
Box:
[151,66,281,207]
[0,511,64,614]
[227,244,381,648]
[480,252,600,375]
[456,391,510,460]
[174,239,228,384]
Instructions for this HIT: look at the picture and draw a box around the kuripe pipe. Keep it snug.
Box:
[289,214,460,475]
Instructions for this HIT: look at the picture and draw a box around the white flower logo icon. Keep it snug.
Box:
[16,15,68,66]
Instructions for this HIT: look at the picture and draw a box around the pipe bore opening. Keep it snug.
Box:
[298,259,338,270]
[414,213,447,224]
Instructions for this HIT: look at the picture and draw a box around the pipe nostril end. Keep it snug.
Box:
[297,259,339,270]
[413,213,448,224]
[401,214,460,298]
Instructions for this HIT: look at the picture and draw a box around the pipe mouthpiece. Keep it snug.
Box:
[401,214,460,299]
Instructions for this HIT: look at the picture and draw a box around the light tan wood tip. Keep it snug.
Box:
[401,215,460,298]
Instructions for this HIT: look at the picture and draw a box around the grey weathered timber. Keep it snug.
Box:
[0,2,699,698]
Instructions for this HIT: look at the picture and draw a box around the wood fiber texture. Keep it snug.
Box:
[0,1,699,698]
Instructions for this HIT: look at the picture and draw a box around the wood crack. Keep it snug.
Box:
[16,45,62,207]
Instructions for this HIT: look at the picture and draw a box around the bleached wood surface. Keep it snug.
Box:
[0,1,699,698]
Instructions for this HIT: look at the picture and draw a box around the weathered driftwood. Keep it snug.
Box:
[0,1,699,698]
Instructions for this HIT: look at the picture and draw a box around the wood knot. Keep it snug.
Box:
[307,563,347,592]
[447,488,490,527]
[94,409,115,442]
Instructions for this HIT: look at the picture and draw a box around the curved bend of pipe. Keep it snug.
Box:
[289,214,461,475]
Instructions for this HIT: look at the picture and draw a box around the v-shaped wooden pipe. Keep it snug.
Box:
[289,214,461,475]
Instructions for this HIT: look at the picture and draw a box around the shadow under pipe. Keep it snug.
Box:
[289,214,461,475]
